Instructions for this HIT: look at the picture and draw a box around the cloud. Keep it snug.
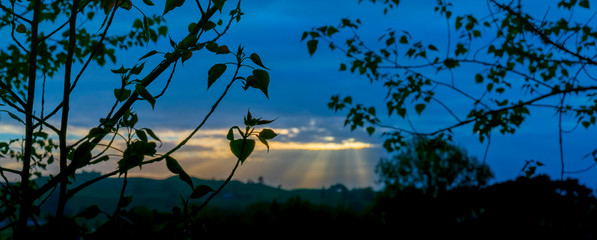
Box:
[0,116,380,189]
[270,138,374,151]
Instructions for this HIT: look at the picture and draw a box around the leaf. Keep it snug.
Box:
[250,53,269,69]
[366,127,375,136]
[166,156,193,189]
[257,136,270,152]
[90,155,110,165]
[259,129,278,140]
[142,128,161,143]
[307,40,318,56]
[177,172,193,190]
[120,196,133,208]
[130,63,145,75]
[104,0,115,14]
[143,0,155,6]
[113,88,131,102]
[253,69,270,99]
[475,74,484,83]
[135,84,155,109]
[119,0,133,10]
[257,119,275,125]
[206,42,218,52]
[111,65,129,74]
[212,0,225,12]
[326,26,339,36]
[301,32,309,41]
[164,0,184,15]
[166,156,183,174]
[229,139,255,163]
[399,35,408,44]
[227,127,235,141]
[135,129,148,142]
[415,104,426,115]
[188,23,197,32]
[72,141,92,169]
[207,64,227,89]
[203,21,216,31]
[15,24,26,33]
[486,83,494,92]
[169,37,176,48]
[182,51,192,62]
[139,50,159,60]
[76,205,101,219]
[579,0,589,8]
[216,45,230,54]
[190,185,214,199]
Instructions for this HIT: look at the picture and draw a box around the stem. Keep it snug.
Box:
[194,159,241,214]
[68,62,242,199]
[56,0,80,220]
[558,93,566,181]
[113,171,128,217]
[17,0,40,237]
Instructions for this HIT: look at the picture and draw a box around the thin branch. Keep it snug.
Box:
[491,0,597,65]
[69,56,243,199]
[195,0,205,15]
[0,167,21,175]
[143,60,243,165]
[56,0,80,218]
[67,171,115,198]
[558,93,566,181]
[113,171,128,217]
[17,0,41,235]
[153,61,177,99]
[10,22,29,55]
[36,4,222,204]
[564,162,597,174]
[0,96,61,135]
[432,97,461,122]
[193,159,241,214]
[378,86,597,136]
[0,3,31,24]
[35,5,119,128]
[37,1,92,42]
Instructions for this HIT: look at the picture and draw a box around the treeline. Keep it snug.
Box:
[23,174,596,239]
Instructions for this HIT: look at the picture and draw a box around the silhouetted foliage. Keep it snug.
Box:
[372,175,597,238]
[0,0,276,238]
[377,136,493,196]
[25,174,592,239]
[304,0,597,180]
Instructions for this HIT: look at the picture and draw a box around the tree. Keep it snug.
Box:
[376,136,492,196]
[0,0,276,238]
[304,0,597,181]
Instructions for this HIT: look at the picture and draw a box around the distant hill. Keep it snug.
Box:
[36,172,377,216]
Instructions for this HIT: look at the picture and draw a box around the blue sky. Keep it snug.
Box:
[2,0,597,190]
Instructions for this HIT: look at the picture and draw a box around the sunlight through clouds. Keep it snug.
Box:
[0,122,381,189]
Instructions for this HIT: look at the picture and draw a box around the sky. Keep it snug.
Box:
[1,0,597,190]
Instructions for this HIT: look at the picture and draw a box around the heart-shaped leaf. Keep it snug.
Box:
[229,139,255,163]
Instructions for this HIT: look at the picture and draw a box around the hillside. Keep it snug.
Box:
[37,172,377,216]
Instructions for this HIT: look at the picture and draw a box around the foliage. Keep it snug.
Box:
[23,174,596,239]
[304,0,597,179]
[0,0,276,238]
[372,175,597,238]
[376,136,492,196]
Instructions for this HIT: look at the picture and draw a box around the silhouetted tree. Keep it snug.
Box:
[304,0,597,181]
[377,136,492,196]
[0,0,277,238]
